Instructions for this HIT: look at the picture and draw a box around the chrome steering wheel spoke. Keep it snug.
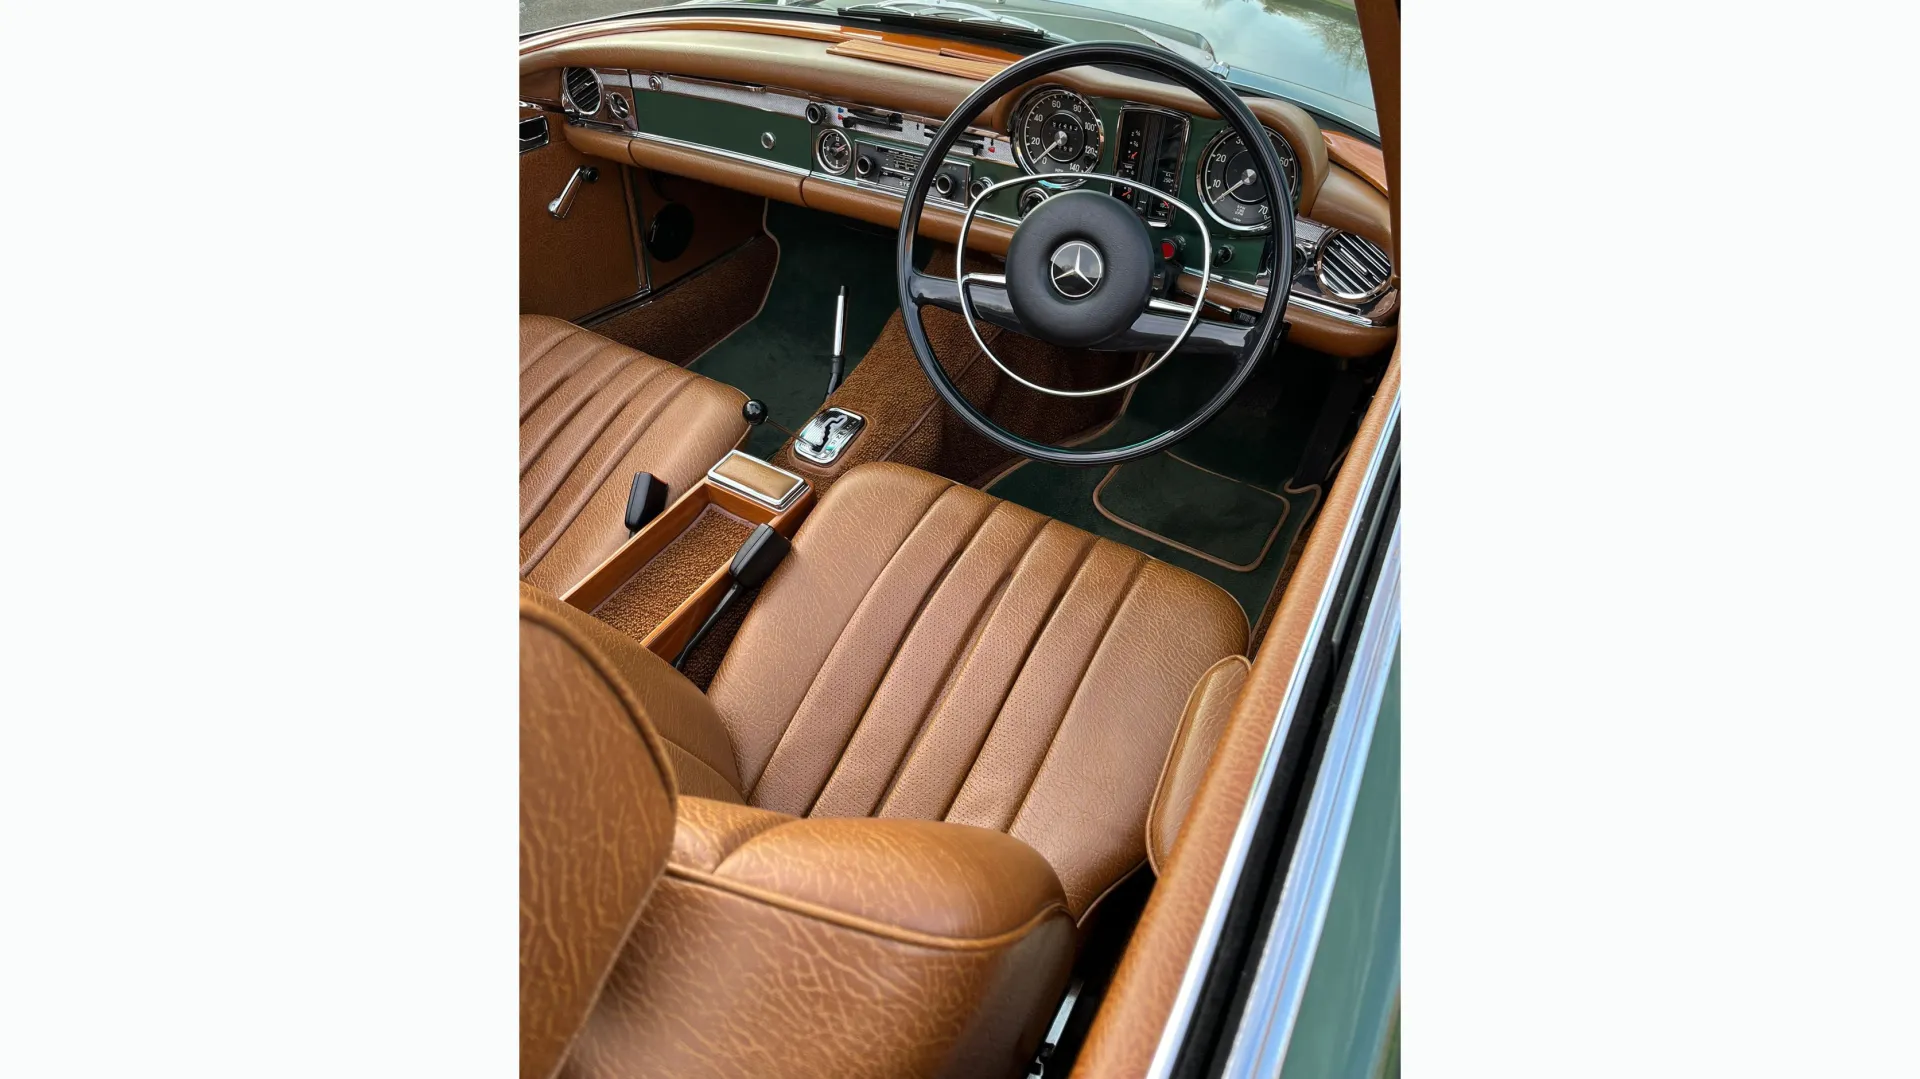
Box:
[950,171,1213,398]
[907,267,1252,359]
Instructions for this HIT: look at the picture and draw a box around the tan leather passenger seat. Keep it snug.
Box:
[521,315,748,594]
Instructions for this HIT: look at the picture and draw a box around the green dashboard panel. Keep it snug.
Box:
[625,85,1280,292]
[630,94,813,173]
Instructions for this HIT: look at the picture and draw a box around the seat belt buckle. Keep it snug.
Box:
[623,472,667,534]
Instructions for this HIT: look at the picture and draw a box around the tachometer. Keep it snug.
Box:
[1013,86,1104,182]
[1196,128,1299,232]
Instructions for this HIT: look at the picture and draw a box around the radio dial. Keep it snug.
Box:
[933,173,955,197]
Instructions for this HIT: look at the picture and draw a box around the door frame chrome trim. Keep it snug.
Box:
[1145,393,1402,1079]
[1220,516,1400,1078]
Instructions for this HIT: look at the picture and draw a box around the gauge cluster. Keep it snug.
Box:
[1197,128,1300,233]
[1011,87,1104,181]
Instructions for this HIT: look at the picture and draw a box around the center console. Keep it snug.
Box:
[561,451,814,661]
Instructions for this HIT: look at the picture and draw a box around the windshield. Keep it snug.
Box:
[520,0,1375,136]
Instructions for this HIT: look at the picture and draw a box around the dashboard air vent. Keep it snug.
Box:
[563,67,602,116]
[1315,231,1394,303]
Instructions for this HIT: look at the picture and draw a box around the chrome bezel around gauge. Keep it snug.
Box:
[1194,127,1300,234]
[1010,85,1105,188]
[814,128,854,175]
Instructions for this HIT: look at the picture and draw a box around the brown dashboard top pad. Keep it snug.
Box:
[521,315,750,595]
[705,462,1249,918]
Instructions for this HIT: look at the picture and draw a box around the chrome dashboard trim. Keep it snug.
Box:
[1145,393,1402,1079]
[807,172,1023,229]
[1220,515,1400,1079]
[632,71,812,118]
[623,130,811,178]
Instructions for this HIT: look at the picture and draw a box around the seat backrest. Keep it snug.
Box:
[520,583,682,1079]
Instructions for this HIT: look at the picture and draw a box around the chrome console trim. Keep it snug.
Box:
[705,451,807,512]
[1145,394,1402,1079]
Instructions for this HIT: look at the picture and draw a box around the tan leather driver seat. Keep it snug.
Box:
[521,315,749,594]
[524,463,1252,1079]
[696,462,1249,917]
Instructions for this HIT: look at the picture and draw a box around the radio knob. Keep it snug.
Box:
[933,173,955,197]
[855,154,874,177]
[968,176,992,202]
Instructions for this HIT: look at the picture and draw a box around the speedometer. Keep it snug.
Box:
[1012,86,1104,182]
[1196,128,1300,233]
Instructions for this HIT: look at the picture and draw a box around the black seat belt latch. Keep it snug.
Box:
[624,472,667,534]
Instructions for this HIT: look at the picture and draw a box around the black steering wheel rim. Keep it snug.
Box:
[894,40,1295,467]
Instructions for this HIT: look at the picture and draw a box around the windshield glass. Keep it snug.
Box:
[520,0,1375,135]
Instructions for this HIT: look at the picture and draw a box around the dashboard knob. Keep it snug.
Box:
[968,176,992,202]
[1019,187,1048,216]
[934,173,955,197]
[1214,244,1234,265]
[855,154,874,177]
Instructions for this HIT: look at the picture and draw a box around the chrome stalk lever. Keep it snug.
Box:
[546,165,598,220]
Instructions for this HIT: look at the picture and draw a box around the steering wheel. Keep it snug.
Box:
[895,41,1295,467]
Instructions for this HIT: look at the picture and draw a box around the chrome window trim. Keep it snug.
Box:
[1221,515,1401,1078]
[1145,394,1402,1079]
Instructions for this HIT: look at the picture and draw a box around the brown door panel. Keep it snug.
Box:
[520,110,641,319]
[632,169,768,291]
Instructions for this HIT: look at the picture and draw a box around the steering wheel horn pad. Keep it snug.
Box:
[1004,190,1155,349]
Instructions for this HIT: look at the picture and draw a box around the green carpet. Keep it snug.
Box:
[690,202,930,457]
[1096,452,1290,569]
[986,345,1344,623]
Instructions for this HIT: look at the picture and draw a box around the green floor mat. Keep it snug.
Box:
[986,345,1345,623]
[689,202,927,457]
[1095,453,1291,570]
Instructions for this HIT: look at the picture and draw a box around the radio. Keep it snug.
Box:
[853,140,972,206]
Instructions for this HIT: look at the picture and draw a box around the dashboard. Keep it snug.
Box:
[526,25,1395,353]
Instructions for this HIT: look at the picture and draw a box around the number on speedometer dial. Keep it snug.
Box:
[1197,128,1299,232]
[1014,87,1104,181]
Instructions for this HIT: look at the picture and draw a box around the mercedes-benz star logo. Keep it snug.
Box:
[1049,241,1104,299]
